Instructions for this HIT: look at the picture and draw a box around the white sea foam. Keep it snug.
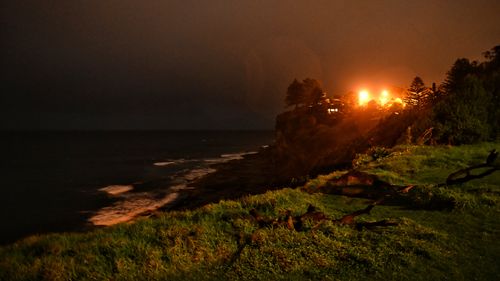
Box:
[90,151,258,227]
[90,167,211,226]
[183,168,217,181]
[153,158,191,166]
[153,161,176,166]
[99,185,134,195]
[89,192,179,226]
[204,158,224,163]
[203,151,258,164]
[170,184,195,191]
[221,151,258,160]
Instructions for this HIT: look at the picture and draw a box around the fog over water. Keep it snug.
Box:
[1,1,499,130]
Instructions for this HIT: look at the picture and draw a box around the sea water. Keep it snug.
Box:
[0,131,273,244]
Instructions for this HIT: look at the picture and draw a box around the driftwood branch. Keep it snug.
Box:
[231,149,498,266]
[306,170,415,202]
[445,149,499,185]
[316,149,499,195]
[446,163,499,185]
[227,150,496,267]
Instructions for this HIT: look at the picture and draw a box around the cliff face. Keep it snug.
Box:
[273,108,415,179]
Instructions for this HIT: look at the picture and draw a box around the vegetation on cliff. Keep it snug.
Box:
[273,45,500,178]
[1,142,499,280]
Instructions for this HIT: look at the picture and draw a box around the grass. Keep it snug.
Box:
[1,142,499,280]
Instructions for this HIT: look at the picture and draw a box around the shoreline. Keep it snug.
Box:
[0,150,275,245]
[87,150,274,227]
[167,148,282,212]
[0,131,276,245]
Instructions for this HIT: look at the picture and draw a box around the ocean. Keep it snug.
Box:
[0,131,274,244]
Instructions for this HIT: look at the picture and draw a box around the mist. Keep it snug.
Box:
[1,0,499,130]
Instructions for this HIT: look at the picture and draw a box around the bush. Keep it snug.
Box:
[432,76,492,144]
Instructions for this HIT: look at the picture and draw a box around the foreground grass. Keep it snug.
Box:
[1,142,499,280]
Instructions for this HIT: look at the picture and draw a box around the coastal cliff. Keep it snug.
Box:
[272,106,417,179]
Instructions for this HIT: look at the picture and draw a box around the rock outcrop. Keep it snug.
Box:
[272,107,415,179]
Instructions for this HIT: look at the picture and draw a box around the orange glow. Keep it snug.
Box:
[394,97,405,107]
[379,90,389,106]
[358,90,370,106]
[356,88,405,108]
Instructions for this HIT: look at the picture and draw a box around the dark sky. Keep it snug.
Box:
[1,1,499,130]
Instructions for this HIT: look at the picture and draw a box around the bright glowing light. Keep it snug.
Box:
[358,90,370,106]
[355,88,405,109]
[394,97,406,107]
[379,90,389,106]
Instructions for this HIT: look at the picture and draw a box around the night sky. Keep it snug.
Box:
[1,1,499,130]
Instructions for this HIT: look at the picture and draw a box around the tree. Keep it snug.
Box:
[285,78,324,109]
[481,45,500,139]
[301,78,325,105]
[285,79,305,108]
[482,45,500,68]
[433,76,491,144]
[404,76,430,107]
[429,45,500,143]
[442,58,477,94]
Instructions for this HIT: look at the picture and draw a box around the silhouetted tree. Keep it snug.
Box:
[404,76,430,107]
[481,45,500,139]
[482,45,500,69]
[433,76,491,144]
[285,79,305,109]
[425,82,445,106]
[301,78,325,105]
[285,78,324,109]
[427,45,500,143]
[442,58,477,94]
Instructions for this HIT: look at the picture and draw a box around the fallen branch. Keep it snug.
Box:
[446,164,499,185]
[308,170,414,202]
[445,149,499,185]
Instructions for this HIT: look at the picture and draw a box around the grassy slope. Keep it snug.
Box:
[1,143,499,280]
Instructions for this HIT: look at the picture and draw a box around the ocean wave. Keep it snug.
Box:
[90,151,257,226]
[153,158,191,166]
[170,184,195,191]
[183,168,217,181]
[221,151,258,159]
[153,161,176,166]
[98,185,134,195]
[90,167,215,226]
[89,192,179,226]
[204,151,258,163]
